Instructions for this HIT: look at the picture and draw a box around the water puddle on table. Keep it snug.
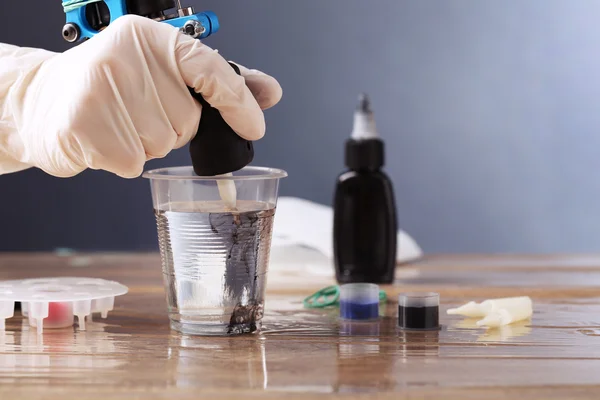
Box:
[1,295,600,392]
[258,295,600,360]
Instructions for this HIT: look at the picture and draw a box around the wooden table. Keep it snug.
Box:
[1,253,600,399]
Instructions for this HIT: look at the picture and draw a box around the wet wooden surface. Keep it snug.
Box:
[1,253,600,399]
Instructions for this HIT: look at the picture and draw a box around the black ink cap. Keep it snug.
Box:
[398,292,440,330]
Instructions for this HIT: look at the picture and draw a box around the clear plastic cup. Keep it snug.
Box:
[143,166,287,335]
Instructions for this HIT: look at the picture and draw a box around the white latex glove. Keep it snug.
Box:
[0,15,282,177]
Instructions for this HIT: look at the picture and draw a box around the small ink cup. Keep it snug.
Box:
[340,283,380,321]
[398,292,440,330]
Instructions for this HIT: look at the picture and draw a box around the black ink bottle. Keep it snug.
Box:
[333,94,397,284]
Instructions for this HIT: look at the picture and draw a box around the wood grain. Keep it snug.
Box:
[1,253,600,399]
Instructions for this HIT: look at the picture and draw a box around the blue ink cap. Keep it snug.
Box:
[339,283,380,321]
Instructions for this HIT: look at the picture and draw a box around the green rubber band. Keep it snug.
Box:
[303,285,388,309]
[303,285,340,308]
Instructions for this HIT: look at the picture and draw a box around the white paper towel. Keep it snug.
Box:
[269,197,422,274]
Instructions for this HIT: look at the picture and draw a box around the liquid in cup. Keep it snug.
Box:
[143,167,287,335]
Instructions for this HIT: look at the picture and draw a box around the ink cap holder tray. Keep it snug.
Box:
[0,277,128,334]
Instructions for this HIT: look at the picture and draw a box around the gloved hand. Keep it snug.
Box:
[0,15,282,177]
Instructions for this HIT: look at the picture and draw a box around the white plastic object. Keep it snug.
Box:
[447,296,533,328]
[92,296,115,319]
[476,306,532,328]
[447,296,532,318]
[217,173,237,210]
[28,301,73,331]
[0,277,128,334]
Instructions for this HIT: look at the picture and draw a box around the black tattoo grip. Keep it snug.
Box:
[188,63,254,176]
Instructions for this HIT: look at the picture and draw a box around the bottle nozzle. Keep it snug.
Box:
[351,93,378,140]
[447,301,485,317]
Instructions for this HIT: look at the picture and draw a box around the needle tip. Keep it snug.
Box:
[357,93,372,113]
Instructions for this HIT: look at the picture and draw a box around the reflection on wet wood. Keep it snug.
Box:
[0,253,600,399]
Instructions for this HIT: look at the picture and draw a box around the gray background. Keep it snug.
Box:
[1,0,599,253]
